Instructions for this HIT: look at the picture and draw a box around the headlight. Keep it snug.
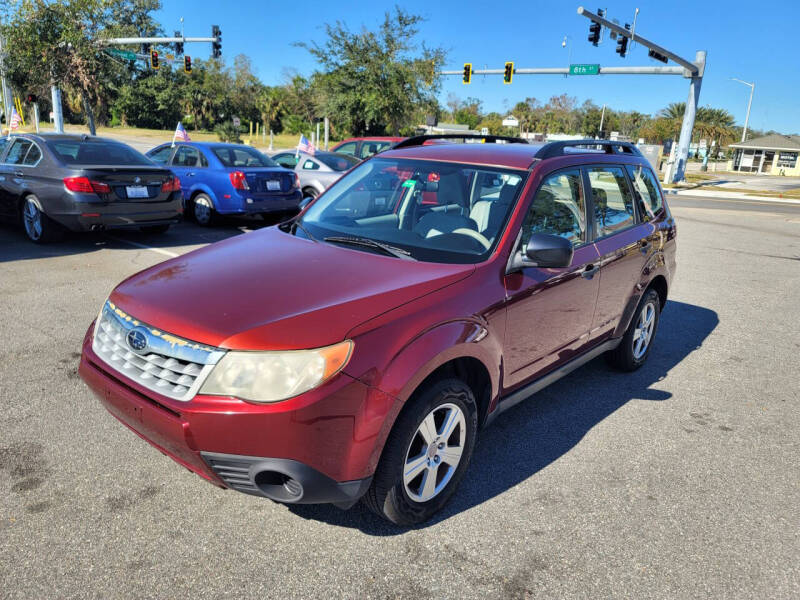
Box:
[199,340,353,403]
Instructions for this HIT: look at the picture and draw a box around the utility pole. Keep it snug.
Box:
[731,78,755,142]
[599,104,606,138]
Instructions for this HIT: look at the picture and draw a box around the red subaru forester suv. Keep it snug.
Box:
[79,136,676,525]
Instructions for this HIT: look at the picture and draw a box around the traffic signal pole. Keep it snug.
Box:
[443,6,706,183]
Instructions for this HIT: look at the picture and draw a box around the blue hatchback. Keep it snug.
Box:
[146,142,302,225]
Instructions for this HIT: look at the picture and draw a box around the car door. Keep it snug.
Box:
[587,164,652,341]
[169,145,205,191]
[503,167,601,388]
[0,138,36,217]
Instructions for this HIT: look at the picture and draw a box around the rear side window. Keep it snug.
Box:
[23,143,41,165]
[317,153,358,171]
[523,169,586,247]
[4,139,32,165]
[172,146,205,167]
[626,164,663,221]
[47,141,151,166]
[303,159,319,170]
[587,166,635,237]
[274,154,298,168]
[359,141,392,159]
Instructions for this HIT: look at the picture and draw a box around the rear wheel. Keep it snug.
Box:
[21,195,62,244]
[606,288,661,371]
[190,193,215,226]
[364,378,477,526]
[302,187,318,199]
[139,224,170,234]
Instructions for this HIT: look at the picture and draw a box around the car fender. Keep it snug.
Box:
[186,182,219,208]
[346,317,503,475]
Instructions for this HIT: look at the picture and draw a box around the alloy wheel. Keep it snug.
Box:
[23,198,43,241]
[632,301,656,359]
[194,196,212,225]
[403,402,466,503]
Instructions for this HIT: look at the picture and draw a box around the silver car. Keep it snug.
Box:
[270,151,358,198]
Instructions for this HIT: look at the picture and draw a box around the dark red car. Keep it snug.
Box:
[79,136,676,525]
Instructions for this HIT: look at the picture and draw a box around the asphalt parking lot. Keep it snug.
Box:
[1,196,798,599]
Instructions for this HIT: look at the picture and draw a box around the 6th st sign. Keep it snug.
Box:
[569,63,600,75]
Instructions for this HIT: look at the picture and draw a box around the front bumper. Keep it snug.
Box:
[78,326,393,505]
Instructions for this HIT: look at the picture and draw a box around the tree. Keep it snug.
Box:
[1,0,162,134]
[453,97,483,130]
[298,7,445,136]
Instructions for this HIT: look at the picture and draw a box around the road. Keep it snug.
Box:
[1,195,798,599]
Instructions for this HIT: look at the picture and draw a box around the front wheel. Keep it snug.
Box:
[606,288,661,371]
[364,378,477,526]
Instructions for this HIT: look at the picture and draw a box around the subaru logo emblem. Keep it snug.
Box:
[134,176,141,184]
[126,327,148,353]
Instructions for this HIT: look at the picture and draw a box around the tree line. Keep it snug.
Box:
[1,0,763,148]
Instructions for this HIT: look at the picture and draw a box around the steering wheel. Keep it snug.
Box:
[452,228,491,250]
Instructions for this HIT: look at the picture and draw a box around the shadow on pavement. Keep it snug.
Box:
[287,300,719,535]
[0,214,287,264]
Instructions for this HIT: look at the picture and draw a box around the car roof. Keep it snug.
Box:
[336,136,405,143]
[380,142,546,170]
[15,133,128,145]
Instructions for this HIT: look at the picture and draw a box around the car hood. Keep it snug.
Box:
[110,227,475,350]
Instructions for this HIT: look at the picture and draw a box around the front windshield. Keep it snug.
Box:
[298,157,527,264]
[213,145,277,167]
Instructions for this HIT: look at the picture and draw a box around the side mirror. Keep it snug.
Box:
[509,233,574,271]
[299,196,313,210]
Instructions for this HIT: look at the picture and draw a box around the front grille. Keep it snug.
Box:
[92,301,224,401]
[204,455,260,495]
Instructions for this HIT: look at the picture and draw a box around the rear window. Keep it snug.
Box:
[47,140,151,166]
[213,146,276,167]
[317,153,358,172]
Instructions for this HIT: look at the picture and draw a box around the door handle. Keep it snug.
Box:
[581,264,598,280]
[187,172,195,177]
[14,170,23,177]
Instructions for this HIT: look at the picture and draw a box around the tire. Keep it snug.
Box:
[364,378,478,526]
[190,193,215,226]
[606,288,661,371]
[302,187,319,199]
[21,195,63,244]
[139,224,170,234]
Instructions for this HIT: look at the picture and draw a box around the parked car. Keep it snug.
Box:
[0,133,182,243]
[146,142,301,226]
[79,136,676,525]
[270,151,358,198]
[330,136,405,160]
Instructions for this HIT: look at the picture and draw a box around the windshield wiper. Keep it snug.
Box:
[282,217,317,242]
[323,236,416,261]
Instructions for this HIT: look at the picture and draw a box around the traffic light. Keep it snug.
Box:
[174,31,184,55]
[588,8,603,46]
[503,61,513,84]
[184,55,192,74]
[212,25,222,59]
[462,63,472,84]
[616,24,630,57]
[150,50,159,70]
[26,94,37,103]
[648,49,668,63]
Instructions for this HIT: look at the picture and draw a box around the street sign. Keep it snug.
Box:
[502,116,519,128]
[106,48,136,60]
[480,127,489,136]
[232,117,241,127]
[569,64,600,75]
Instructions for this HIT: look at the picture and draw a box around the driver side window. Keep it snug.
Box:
[522,169,586,247]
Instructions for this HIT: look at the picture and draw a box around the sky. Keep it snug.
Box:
[155,0,798,134]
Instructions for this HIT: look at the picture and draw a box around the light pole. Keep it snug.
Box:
[731,78,754,142]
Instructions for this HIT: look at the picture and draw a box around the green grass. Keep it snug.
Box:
[17,122,338,150]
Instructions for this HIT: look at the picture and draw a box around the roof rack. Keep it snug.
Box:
[392,134,529,150]
[534,139,643,160]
